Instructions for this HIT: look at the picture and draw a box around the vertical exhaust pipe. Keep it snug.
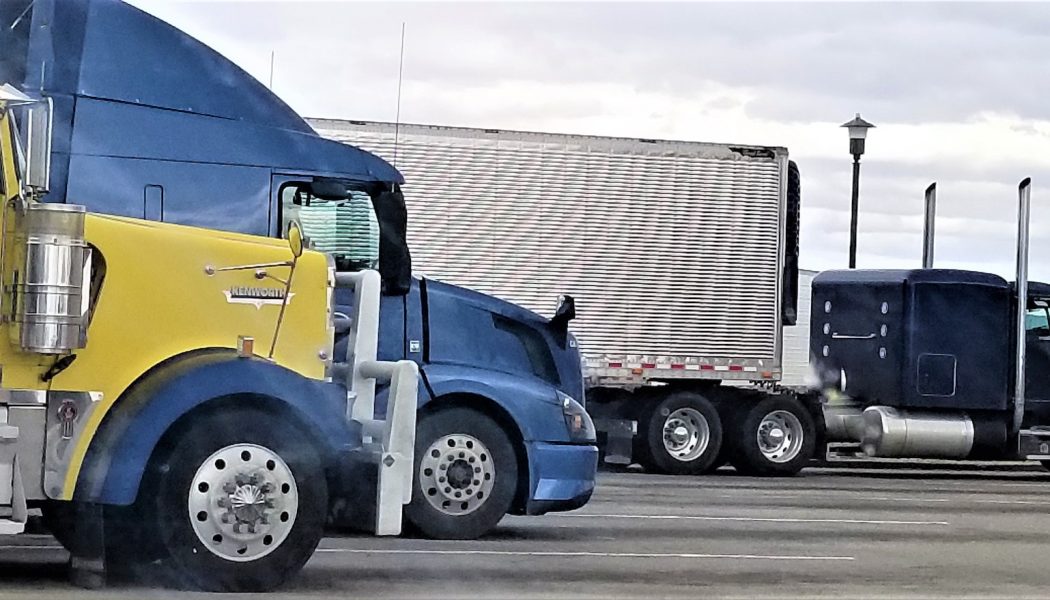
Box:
[922,183,936,268]
[1013,177,1032,434]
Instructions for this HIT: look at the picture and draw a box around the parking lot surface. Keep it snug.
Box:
[2,467,1050,598]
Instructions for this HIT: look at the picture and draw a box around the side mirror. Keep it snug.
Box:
[288,221,304,259]
[548,295,576,347]
[24,98,53,193]
[554,295,576,323]
[550,295,576,331]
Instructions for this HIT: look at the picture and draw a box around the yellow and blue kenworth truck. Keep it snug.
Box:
[0,87,419,591]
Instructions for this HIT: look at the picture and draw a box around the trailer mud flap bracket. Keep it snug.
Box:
[594,418,636,465]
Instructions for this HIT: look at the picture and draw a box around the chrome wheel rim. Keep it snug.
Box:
[187,443,298,562]
[756,410,804,463]
[419,434,495,516]
[662,407,711,462]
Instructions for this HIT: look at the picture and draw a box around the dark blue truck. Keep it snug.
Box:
[812,178,1050,467]
[0,0,597,539]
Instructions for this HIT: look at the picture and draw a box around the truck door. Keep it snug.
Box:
[272,176,408,362]
[1024,303,1050,423]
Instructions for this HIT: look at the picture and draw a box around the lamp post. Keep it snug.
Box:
[841,113,875,269]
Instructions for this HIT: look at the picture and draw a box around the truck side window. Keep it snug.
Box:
[280,184,380,271]
[1026,307,1050,335]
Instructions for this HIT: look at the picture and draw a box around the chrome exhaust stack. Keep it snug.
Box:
[922,182,936,268]
[1013,178,1031,435]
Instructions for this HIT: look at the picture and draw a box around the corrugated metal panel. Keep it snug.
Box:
[781,270,815,387]
[309,120,786,363]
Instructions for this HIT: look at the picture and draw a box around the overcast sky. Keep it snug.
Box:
[127,1,1050,280]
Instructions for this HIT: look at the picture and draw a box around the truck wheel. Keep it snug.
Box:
[729,396,815,476]
[635,392,723,475]
[146,407,327,592]
[405,407,517,540]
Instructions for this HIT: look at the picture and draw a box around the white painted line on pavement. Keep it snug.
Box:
[315,548,854,561]
[714,492,952,503]
[974,498,1050,506]
[554,513,949,526]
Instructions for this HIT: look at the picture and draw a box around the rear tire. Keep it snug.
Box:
[143,406,327,592]
[728,396,816,476]
[635,392,723,475]
[405,407,517,540]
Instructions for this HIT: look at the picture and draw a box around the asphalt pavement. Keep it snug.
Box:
[2,466,1050,599]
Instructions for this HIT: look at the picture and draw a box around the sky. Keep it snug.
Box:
[126,0,1050,280]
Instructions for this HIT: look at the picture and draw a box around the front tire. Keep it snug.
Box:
[405,407,517,540]
[145,406,327,592]
[635,392,723,475]
[728,396,816,476]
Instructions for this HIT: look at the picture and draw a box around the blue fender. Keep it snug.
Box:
[76,350,356,506]
[419,363,570,444]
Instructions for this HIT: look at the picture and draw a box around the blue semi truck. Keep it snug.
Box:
[0,0,597,540]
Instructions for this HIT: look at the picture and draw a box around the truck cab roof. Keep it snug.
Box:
[0,0,402,205]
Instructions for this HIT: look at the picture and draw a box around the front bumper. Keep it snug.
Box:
[524,441,598,516]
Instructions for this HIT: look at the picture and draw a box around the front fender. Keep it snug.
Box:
[76,351,355,506]
[420,364,569,443]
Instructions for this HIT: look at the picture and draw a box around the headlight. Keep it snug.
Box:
[559,391,596,443]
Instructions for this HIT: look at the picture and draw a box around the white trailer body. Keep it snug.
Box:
[310,119,795,381]
[310,119,815,477]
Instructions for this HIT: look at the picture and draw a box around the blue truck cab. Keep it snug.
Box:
[0,0,597,539]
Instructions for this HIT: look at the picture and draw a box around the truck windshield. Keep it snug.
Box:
[281,185,379,271]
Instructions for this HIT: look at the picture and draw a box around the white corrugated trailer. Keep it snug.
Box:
[781,270,817,388]
[310,119,820,476]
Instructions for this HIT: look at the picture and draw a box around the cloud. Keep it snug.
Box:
[126,1,1050,281]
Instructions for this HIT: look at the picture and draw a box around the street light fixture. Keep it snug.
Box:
[841,113,875,269]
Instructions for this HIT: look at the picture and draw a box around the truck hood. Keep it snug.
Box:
[423,277,586,404]
[423,278,553,327]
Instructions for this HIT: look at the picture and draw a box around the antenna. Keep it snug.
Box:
[393,22,406,167]
[268,50,275,89]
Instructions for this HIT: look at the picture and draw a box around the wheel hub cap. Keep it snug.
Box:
[756,410,805,464]
[188,443,298,562]
[419,433,496,516]
[661,407,711,462]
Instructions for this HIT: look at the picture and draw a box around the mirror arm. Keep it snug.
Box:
[204,260,293,275]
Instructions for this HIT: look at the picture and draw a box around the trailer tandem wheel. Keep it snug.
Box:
[634,391,723,475]
[727,395,816,476]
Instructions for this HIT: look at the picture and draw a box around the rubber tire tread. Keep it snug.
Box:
[635,392,723,475]
[147,406,327,592]
[404,407,517,540]
[728,395,816,477]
